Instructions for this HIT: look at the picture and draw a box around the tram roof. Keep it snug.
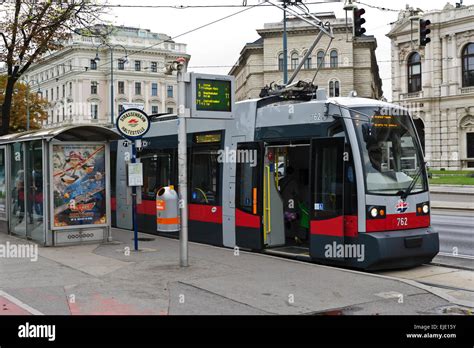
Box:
[0,124,122,145]
[328,97,407,111]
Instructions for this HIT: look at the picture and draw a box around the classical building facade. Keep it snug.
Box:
[229,12,383,102]
[387,3,474,169]
[24,25,189,127]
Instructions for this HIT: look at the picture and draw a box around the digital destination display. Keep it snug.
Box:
[194,133,222,144]
[372,115,399,129]
[196,78,232,112]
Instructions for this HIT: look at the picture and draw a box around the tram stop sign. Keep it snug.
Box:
[116,108,151,140]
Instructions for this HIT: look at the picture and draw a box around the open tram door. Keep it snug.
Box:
[235,142,264,250]
[310,137,346,261]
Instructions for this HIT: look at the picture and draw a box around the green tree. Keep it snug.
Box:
[0,75,48,132]
[0,1,106,135]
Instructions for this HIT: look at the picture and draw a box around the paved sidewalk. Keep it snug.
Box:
[0,229,472,315]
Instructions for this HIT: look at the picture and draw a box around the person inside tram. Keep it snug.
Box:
[367,142,383,173]
[279,165,309,245]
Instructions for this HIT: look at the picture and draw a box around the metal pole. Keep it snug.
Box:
[132,141,139,251]
[110,48,114,124]
[26,84,30,131]
[177,63,188,267]
[283,1,288,84]
[287,30,324,85]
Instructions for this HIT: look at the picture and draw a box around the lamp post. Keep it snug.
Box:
[94,43,128,124]
[21,78,41,131]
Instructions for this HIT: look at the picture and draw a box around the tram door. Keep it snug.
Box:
[235,142,263,250]
[310,137,345,259]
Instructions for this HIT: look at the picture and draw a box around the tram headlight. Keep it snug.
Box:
[367,205,386,219]
[370,207,378,218]
[423,204,429,214]
[416,202,430,215]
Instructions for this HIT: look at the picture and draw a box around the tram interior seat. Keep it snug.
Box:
[277,146,310,247]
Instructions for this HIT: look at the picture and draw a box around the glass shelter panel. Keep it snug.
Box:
[10,143,26,236]
[0,147,7,221]
[25,141,44,242]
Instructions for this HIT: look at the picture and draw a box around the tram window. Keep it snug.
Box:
[237,161,255,213]
[315,145,343,219]
[190,149,219,205]
[328,121,344,138]
[140,149,177,199]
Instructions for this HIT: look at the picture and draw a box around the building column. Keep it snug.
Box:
[447,108,461,169]
[161,83,166,111]
[78,79,83,122]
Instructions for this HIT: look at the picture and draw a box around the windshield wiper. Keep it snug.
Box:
[400,163,425,200]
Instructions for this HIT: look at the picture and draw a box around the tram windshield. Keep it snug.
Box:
[351,107,428,196]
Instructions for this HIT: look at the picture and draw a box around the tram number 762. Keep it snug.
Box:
[397,217,408,226]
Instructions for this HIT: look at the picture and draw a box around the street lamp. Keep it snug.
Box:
[21,78,41,131]
[94,43,128,124]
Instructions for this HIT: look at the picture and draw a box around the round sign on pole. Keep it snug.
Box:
[116,108,151,140]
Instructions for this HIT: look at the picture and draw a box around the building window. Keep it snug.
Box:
[467,133,474,159]
[56,86,59,100]
[304,55,312,69]
[167,85,174,98]
[135,82,141,95]
[151,62,158,73]
[151,83,158,96]
[291,52,299,70]
[167,107,174,114]
[51,88,53,101]
[90,59,97,70]
[462,43,474,87]
[408,52,422,93]
[330,50,338,68]
[91,81,98,95]
[152,105,159,114]
[118,104,124,114]
[135,60,141,71]
[69,82,72,96]
[118,81,125,94]
[278,53,284,71]
[329,80,340,97]
[91,104,98,120]
[317,51,325,68]
[62,84,65,98]
[118,59,125,70]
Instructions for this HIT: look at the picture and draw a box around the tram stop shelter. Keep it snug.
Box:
[0,125,121,246]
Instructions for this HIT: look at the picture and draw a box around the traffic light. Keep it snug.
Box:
[419,19,431,46]
[353,7,366,37]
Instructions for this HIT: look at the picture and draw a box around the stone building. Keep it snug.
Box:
[229,12,383,102]
[24,25,189,127]
[387,3,474,169]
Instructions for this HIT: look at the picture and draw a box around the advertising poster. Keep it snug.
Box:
[52,144,107,228]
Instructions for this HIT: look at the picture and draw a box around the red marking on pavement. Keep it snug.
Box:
[67,294,156,315]
[0,296,32,315]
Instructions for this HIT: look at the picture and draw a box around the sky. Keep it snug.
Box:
[107,0,474,101]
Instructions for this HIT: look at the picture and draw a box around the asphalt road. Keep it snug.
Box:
[431,210,474,258]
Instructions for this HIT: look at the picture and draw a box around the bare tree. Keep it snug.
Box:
[0,0,107,135]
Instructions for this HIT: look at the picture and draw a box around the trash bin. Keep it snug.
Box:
[156,186,180,232]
